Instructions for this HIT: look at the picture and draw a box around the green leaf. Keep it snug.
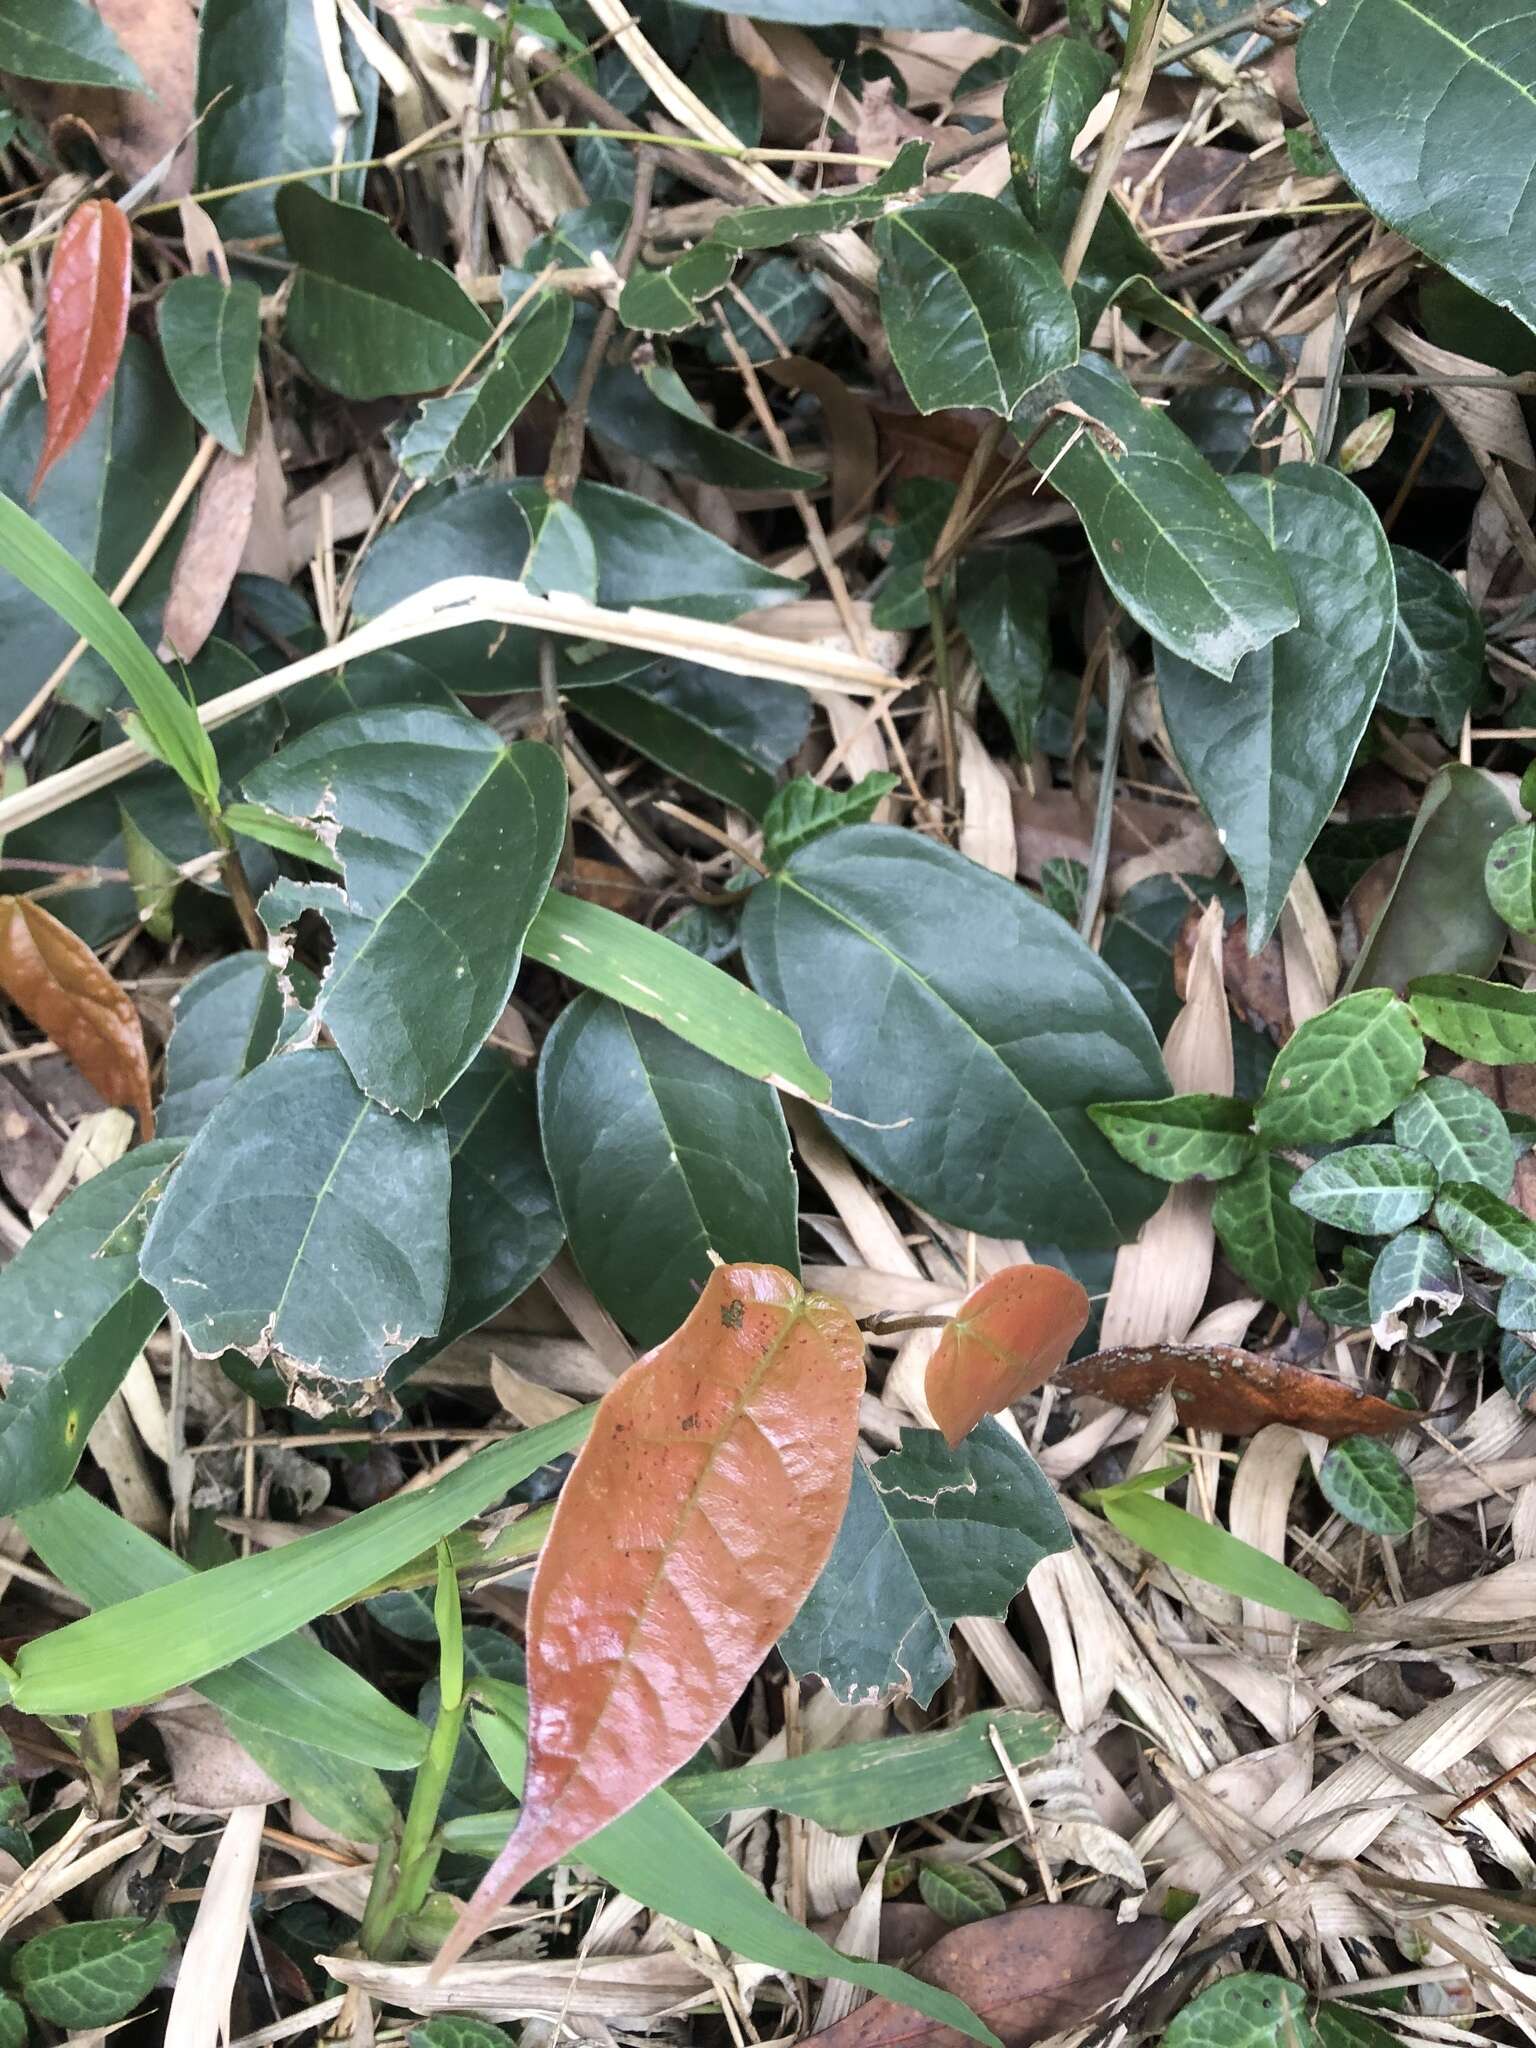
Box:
[1378,545,1486,745]
[411,2024,515,2048]
[10,1407,592,1715]
[526,891,829,1101]
[1021,355,1298,679]
[1314,2007,1396,2048]
[1289,1145,1436,1235]
[1004,36,1113,228]
[643,363,823,490]
[919,1862,1007,1926]
[1101,1490,1348,1631]
[1163,1973,1315,2048]
[397,294,573,482]
[1346,765,1513,993]
[1499,1275,1536,1330]
[1310,1245,1376,1330]
[158,954,284,1140]
[1297,0,1536,338]
[219,799,341,869]
[1107,277,1284,403]
[538,993,798,1348]
[1488,822,1536,934]
[874,195,1078,418]
[139,1048,451,1383]
[676,0,1019,30]
[1254,990,1424,1147]
[0,0,140,85]
[1368,1227,1462,1347]
[705,257,827,363]
[761,771,898,867]
[1394,1076,1515,1194]
[1435,1180,1536,1282]
[1087,1094,1257,1185]
[245,710,564,1116]
[742,825,1168,1244]
[278,184,489,399]
[15,1920,175,2029]
[0,1990,24,2048]
[0,1142,181,1516]
[575,660,808,819]
[953,545,1054,757]
[667,1708,1055,1833]
[1156,465,1396,943]
[1211,1154,1316,1316]
[197,0,376,240]
[616,241,734,334]
[1318,1436,1415,1539]
[780,1421,1071,1708]
[713,141,931,248]
[157,277,261,455]
[1409,974,1536,1064]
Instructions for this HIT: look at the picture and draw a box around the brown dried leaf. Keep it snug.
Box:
[159,432,261,663]
[1057,1343,1410,1442]
[0,896,152,1134]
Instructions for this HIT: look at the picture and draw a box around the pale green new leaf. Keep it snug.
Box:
[1254,990,1424,1146]
[1289,1145,1436,1235]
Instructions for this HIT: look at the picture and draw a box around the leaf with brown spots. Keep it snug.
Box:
[33,198,132,494]
[0,896,152,1133]
[436,1263,865,1970]
[1057,1342,1409,1441]
[926,1263,1089,1447]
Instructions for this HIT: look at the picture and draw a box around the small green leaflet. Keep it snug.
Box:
[397,294,573,482]
[714,141,931,249]
[1289,1145,1436,1236]
[1211,1154,1316,1316]
[158,277,262,453]
[919,1862,1006,1926]
[1088,1094,1256,1185]
[617,241,734,335]
[1099,1486,1349,1631]
[1319,1436,1415,1539]
[1393,1075,1514,1194]
[1368,1227,1462,1348]
[14,1921,175,2029]
[1487,823,1536,935]
[761,771,898,867]
[1435,1181,1536,1283]
[1409,974,1536,1065]
[1162,1973,1313,2048]
[1254,990,1423,1146]
[0,0,142,87]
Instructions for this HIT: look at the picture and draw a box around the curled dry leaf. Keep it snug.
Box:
[925,1263,1089,1448]
[437,1263,865,1971]
[0,896,152,1134]
[33,198,132,495]
[1057,1342,1408,1442]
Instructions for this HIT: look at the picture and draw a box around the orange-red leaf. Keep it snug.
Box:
[33,198,132,495]
[0,895,152,1134]
[1056,1343,1411,1441]
[925,1264,1089,1448]
[438,1263,865,1970]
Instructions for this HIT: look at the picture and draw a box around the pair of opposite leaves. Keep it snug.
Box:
[435,1258,1088,1970]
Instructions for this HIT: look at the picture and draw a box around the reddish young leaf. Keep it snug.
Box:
[926,1264,1090,1448]
[33,198,132,495]
[0,896,153,1134]
[1057,1343,1411,1441]
[437,1263,865,1970]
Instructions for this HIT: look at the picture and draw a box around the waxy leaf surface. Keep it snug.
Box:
[926,1262,1089,1447]
[34,199,132,494]
[0,894,152,1131]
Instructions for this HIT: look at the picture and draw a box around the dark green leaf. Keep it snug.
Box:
[1408,974,1536,1064]
[741,825,1168,1244]
[1368,1227,1462,1347]
[1310,1245,1376,1329]
[1021,355,1298,679]
[1378,545,1486,744]
[0,1142,179,1516]
[1393,1076,1514,1194]
[139,1048,451,1383]
[616,241,734,334]
[1254,990,1424,1147]
[278,185,489,399]
[15,1921,175,2029]
[1163,1973,1314,2048]
[781,1421,1071,1708]
[1157,464,1396,943]
[576,660,808,819]
[874,195,1078,418]
[0,1991,23,2048]
[704,258,827,363]
[158,277,261,454]
[1487,822,1536,934]
[1435,1180,1536,1282]
[761,771,898,867]
[675,0,1020,30]
[714,141,931,248]
[1211,1154,1316,1316]
[954,545,1054,756]
[1315,2006,1397,2048]
[641,363,822,489]
[1347,764,1513,993]
[411,2024,515,2048]
[1087,1094,1256,1185]
[1004,36,1112,228]
[397,294,573,482]
[0,0,141,85]
[1289,1145,1436,1235]
[919,1862,1007,1926]
[1101,1490,1348,1629]
[1318,1435,1416,1539]
[158,953,284,1140]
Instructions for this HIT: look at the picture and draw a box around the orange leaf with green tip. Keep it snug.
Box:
[0,895,153,1134]
[434,1262,865,1973]
[925,1264,1088,1447]
[33,198,132,495]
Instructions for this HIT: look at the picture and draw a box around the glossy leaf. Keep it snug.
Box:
[15,1920,175,2029]
[1298,0,1536,336]
[34,200,132,495]
[0,1142,179,1515]
[0,0,142,86]
[925,1262,1089,1447]
[1319,1435,1416,1539]
[1254,990,1423,1147]
[1369,1227,1462,1348]
[741,826,1168,1244]
[1347,764,1512,993]
[0,894,152,1131]
[1487,823,1536,934]
[1378,545,1486,744]
[1394,1076,1515,1194]
[10,1407,593,1714]
[1157,465,1396,943]
[954,545,1054,757]
[441,1265,864,1964]
[1020,355,1298,679]
[277,184,489,399]
[781,1421,1071,1709]
[761,771,898,868]
[1163,1973,1312,2048]
[1087,1093,1256,1185]
[157,953,284,1139]
[1289,1145,1436,1235]
[1004,37,1112,229]
[1435,1179,1536,1281]
[157,276,261,454]
[139,1048,451,1383]
[397,294,573,483]
[1211,1154,1316,1316]
[1409,974,1536,1064]
[1057,1343,1408,1441]
[713,142,931,249]
[539,993,798,1347]
[246,711,565,1116]
[1100,1487,1349,1630]
[526,891,829,1101]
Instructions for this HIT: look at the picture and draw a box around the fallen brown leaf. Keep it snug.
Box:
[160,429,261,663]
[0,895,153,1134]
[1058,1343,1409,1441]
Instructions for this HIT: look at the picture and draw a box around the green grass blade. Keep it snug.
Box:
[1103,1490,1350,1631]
